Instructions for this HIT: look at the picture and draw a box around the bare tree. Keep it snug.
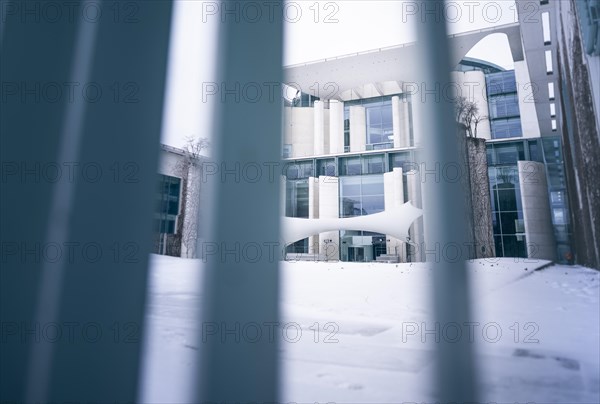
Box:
[173,136,209,258]
[455,96,488,138]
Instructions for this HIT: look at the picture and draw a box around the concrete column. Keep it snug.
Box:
[280,175,287,217]
[313,100,325,155]
[402,98,412,147]
[410,95,423,147]
[349,106,366,152]
[329,100,344,154]
[518,161,558,261]
[308,177,319,254]
[283,107,314,158]
[384,168,406,261]
[406,169,424,262]
[318,176,340,261]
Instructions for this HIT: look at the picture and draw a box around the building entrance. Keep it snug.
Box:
[348,247,365,262]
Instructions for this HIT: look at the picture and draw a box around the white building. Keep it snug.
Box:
[280,22,568,263]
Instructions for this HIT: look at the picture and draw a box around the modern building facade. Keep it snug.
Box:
[154,144,205,258]
[281,20,573,263]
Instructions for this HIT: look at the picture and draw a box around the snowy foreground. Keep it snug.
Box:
[139,255,599,403]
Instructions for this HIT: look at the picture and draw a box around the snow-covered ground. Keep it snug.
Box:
[139,255,600,403]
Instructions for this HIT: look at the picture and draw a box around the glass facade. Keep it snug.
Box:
[285,178,310,254]
[155,174,181,234]
[282,150,418,262]
[339,175,385,218]
[541,137,572,262]
[486,71,518,95]
[340,231,386,262]
[285,179,309,218]
[344,94,409,150]
[284,160,313,179]
[488,165,527,257]
[339,154,386,176]
[486,71,523,139]
[339,174,386,261]
[486,138,572,262]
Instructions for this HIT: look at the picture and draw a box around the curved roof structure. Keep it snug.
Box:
[284,23,523,100]
[281,202,423,244]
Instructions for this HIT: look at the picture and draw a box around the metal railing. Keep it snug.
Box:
[1,1,476,402]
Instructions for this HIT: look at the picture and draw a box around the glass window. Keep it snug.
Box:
[155,174,181,235]
[344,108,350,152]
[361,196,385,215]
[548,82,555,100]
[551,191,564,204]
[503,235,527,258]
[390,151,414,172]
[339,175,384,218]
[317,159,336,177]
[490,166,520,189]
[363,154,385,174]
[493,142,526,164]
[282,144,292,159]
[284,161,313,179]
[491,118,523,139]
[542,12,551,44]
[528,140,543,162]
[344,95,403,148]
[545,50,553,74]
[553,208,566,224]
[285,179,309,218]
[365,100,393,145]
[360,175,385,194]
[340,156,362,176]
[486,71,517,96]
[286,238,309,254]
[489,94,520,119]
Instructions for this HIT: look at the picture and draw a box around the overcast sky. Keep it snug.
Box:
[161,1,518,148]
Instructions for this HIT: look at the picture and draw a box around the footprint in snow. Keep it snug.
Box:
[337,382,364,390]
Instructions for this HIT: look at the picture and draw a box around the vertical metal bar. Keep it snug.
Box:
[1,1,172,402]
[1,7,79,401]
[414,1,478,402]
[197,0,283,402]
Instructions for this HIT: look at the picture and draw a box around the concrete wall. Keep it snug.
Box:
[556,0,600,269]
[313,101,325,155]
[514,59,542,139]
[157,147,206,258]
[518,161,557,261]
[308,177,319,254]
[464,137,495,259]
[349,106,366,152]
[318,176,340,261]
[406,169,424,262]
[329,100,344,154]
[384,168,407,261]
